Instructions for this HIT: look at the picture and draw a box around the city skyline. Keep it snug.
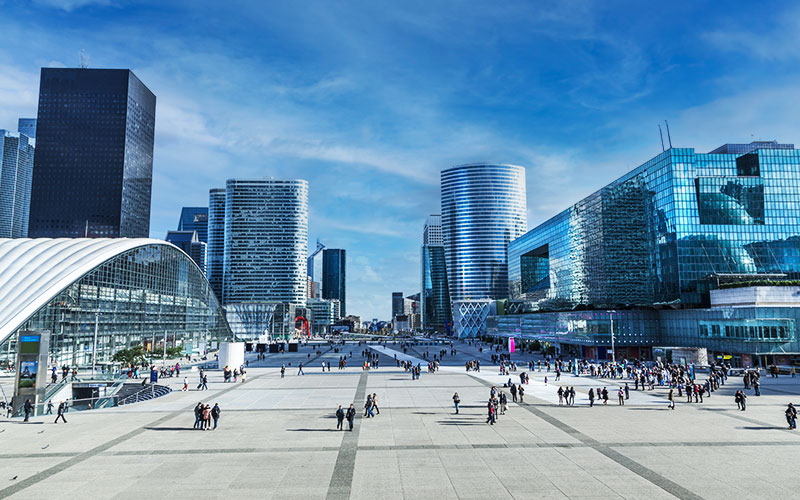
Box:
[1,1,799,318]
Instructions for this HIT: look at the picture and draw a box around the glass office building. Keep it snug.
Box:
[178,207,208,244]
[441,164,527,303]
[421,215,451,332]
[0,130,34,238]
[322,249,346,317]
[222,179,308,306]
[0,239,230,368]
[28,68,156,238]
[165,230,207,274]
[206,189,226,301]
[494,142,800,364]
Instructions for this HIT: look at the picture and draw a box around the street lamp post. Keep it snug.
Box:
[92,312,99,376]
[163,330,167,365]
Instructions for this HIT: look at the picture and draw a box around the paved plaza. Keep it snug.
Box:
[1,341,799,499]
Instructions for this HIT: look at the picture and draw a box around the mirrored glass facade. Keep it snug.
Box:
[442,164,527,302]
[222,179,308,306]
[28,68,155,238]
[509,144,800,308]
[206,189,226,301]
[0,242,229,368]
[0,130,34,238]
[322,249,346,317]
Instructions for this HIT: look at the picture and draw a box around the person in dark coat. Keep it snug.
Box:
[336,405,345,430]
[23,399,32,422]
[54,401,67,423]
[346,404,356,431]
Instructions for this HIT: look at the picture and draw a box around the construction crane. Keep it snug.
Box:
[307,239,325,279]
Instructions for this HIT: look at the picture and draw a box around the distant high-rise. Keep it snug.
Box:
[28,68,156,238]
[0,130,34,238]
[421,215,450,331]
[322,248,346,317]
[206,189,226,300]
[17,119,36,139]
[441,163,527,302]
[222,179,308,305]
[178,207,208,243]
[165,230,207,273]
[392,292,404,318]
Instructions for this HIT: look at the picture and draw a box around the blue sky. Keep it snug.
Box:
[1,0,798,319]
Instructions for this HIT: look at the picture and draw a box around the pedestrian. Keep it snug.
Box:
[785,403,797,430]
[588,388,595,407]
[193,402,203,429]
[486,400,496,425]
[281,364,286,378]
[569,386,576,406]
[183,377,188,391]
[364,395,374,418]
[46,400,54,415]
[54,401,67,423]
[602,387,609,405]
[624,383,630,400]
[618,388,624,405]
[346,404,356,431]
[372,393,380,415]
[336,405,345,430]
[202,404,211,430]
[453,392,460,414]
[557,386,564,405]
[518,384,525,402]
[668,389,675,410]
[298,362,304,376]
[23,399,32,422]
[211,403,221,430]
[510,384,517,403]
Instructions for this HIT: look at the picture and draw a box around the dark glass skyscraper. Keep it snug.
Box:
[28,68,156,238]
[421,215,451,332]
[178,207,208,243]
[206,189,226,301]
[322,248,346,316]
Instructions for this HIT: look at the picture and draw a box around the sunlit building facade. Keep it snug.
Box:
[0,239,230,368]
[441,164,527,303]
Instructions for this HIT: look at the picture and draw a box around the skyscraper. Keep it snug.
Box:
[17,119,36,139]
[392,292,404,318]
[178,207,208,243]
[0,129,34,238]
[206,189,226,301]
[441,163,527,302]
[28,68,156,238]
[222,179,308,305]
[322,248,346,317]
[421,215,451,332]
[165,230,207,273]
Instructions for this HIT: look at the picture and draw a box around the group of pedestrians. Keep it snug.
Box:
[193,402,221,430]
[557,386,576,405]
[335,404,356,430]
[222,365,246,383]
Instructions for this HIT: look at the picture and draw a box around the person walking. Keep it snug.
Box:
[336,405,345,430]
[183,377,188,391]
[557,386,564,405]
[668,389,675,410]
[486,400,496,425]
[602,387,609,405]
[453,392,460,414]
[785,403,797,430]
[281,364,286,378]
[618,388,625,405]
[371,393,380,415]
[624,383,630,400]
[23,399,32,422]
[346,404,356,431]
[518,384,525,403]
[510,384,517,403]
[46,400,54,415]
[54,401,67,423]
[569,387,576,406]
[211,403,221,430]
[364,395,374,418]
[298,362,304,376]
[588,388,595,407]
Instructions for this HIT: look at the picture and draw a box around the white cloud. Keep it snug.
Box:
[33,0,113,11]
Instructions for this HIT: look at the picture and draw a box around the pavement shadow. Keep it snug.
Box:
[144,427,196,431]
[739,426,787,430]
[287,428,342,432]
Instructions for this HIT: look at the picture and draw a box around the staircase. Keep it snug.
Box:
[117,383,172,405]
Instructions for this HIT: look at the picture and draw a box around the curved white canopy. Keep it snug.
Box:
[0,238,180,344]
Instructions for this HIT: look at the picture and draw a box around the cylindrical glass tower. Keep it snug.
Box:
[441,163,527,302]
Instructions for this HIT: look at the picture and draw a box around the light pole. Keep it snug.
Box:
[92,312,99,376]
[610,310,616,366]
[163,330,167,366]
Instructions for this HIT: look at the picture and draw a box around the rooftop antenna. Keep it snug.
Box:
[79,49,89,69]
[664,120,673,149]
[658,124,665,152]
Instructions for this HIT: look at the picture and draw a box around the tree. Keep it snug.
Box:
[112,346,147,366]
